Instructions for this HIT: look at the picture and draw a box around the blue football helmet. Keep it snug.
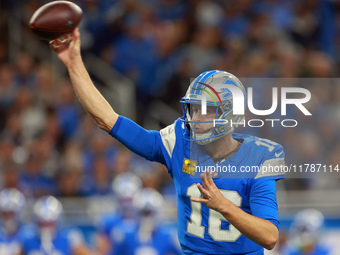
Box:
[112,172,142,201]
[133,188,164,243]
[112,172,142,216]
[0,188,25,213]
[34,196,63,223]
[0,188,25,234]
[133,188,164,215]
[180,70,246,145]
[290,209,324,247]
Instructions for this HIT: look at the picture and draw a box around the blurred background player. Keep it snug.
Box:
[0,188,26,255]
[283,209,331,255]
[115,188,181,255]
[21,196,95,255]
[96,172,142,255]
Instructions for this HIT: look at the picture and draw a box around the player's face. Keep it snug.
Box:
[189,104,219,133]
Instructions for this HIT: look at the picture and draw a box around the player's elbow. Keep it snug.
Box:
[263,239,277,250]
[263,229,278,250]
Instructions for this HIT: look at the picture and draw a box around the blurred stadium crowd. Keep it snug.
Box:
[0,0,340,253]
[0,0,339,199]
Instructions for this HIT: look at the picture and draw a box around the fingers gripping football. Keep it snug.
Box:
[49,28,81,67]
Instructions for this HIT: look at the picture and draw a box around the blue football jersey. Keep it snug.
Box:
[21,227,83,255]
[0,228,27,255]
[99,213,137,255]
[118,224,181,255]
[110,116,285,255]
[98,213,122,239]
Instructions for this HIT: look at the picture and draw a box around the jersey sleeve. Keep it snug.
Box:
[109,116,174,172]
[249,178,280,229]
[254,142,285,180]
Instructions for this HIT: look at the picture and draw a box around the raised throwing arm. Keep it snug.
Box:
[49,28,118,132]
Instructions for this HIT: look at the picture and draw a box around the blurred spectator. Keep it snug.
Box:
[219,0,250,38]
[12,87,46,143]
[1,163,20,189]
[35,63,56,108]
[185,26,221,75]
[111,147,134,177]
[56,169,85,197]
[20,153,57,197]
[157,0,188,21]
[45,108,63,149]
[55,79,82,140]
[290,0,319,50]
[0,139,15,163]
[304,51,334,78]
[13,52,37,89]
[0,161,31,197]
[83,132,118,176]
[0,64,17,131]
[87,157,112,196]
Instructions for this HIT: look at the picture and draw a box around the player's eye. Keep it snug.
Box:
[188,104,199,115]
[207,106,217,114]
[206,106,221,117]
[188,105,220,116]
[192,105,199,113]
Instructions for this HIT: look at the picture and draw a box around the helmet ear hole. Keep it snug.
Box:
[217,107,222,117]
[220,101,232,112]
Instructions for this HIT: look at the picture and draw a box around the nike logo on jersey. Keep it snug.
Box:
[275,151,283,157]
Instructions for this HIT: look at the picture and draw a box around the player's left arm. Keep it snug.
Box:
[191,172,279,250]
[95,232,111,255]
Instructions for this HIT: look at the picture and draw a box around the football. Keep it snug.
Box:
[29,1,82,40]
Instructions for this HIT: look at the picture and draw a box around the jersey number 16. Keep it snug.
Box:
[186,184,242,242]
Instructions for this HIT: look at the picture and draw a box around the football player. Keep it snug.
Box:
[116,188,181,255]
[283,209,331,255]
[50,29,285,254]
[96,172,142,255]
[21,196,95,255]
[0,188,26,255]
